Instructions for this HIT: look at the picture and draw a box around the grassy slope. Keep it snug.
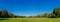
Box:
[0,18,60,22]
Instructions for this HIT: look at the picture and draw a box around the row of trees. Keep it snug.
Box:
[27,7,60,18]
[0,10,25,18]
[0,7,60,18]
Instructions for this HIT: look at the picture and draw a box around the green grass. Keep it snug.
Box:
[0,18,60,22]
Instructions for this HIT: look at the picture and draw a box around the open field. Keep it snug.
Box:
[0,18,60,22]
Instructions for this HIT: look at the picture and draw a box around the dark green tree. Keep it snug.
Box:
[8,13,14,18]
[53,7,60,18]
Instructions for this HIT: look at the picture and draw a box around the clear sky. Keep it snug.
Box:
[0,0,60,16]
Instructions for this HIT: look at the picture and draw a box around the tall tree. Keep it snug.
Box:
[53,7,60,17]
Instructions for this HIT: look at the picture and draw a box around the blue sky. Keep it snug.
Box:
[0,0,60,16]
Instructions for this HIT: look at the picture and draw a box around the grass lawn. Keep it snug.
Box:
[0,18,60,22]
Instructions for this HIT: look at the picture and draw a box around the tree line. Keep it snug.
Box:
[0,10,25,18]
[27,7,60,18]
[0,7,60,18]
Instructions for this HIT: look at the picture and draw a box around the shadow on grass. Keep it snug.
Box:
[0,18,9,21]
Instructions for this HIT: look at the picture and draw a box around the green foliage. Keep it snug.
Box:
[0,6,60,18]
[36,14,41,18]
[36,13,49,18]
[35,7,60,18]
[8,13,14,18]
[52,7,60,18]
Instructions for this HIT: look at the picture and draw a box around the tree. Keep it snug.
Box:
[52,7,60,18]
[36,14,40,18]
[8,13,14,18]
[1,10,9,18]
[43,13,48,17]
[0,11,1,16]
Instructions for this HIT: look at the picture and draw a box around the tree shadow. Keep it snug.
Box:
[0,18,9,21]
